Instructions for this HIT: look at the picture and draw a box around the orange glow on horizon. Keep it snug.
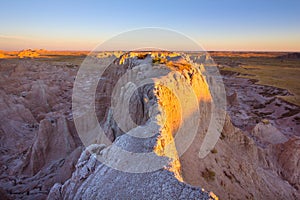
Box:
[1,33,299,52]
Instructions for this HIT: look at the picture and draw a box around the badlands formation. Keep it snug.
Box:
[0,51,299,199]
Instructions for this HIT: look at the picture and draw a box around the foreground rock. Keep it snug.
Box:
[48,142,214,200]
[48,52,218,199]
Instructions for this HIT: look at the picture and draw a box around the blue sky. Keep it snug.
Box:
[0,0,299,51]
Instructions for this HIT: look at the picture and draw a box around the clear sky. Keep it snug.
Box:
[0,0,299,51]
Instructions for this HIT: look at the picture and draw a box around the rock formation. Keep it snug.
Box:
[18,50,40,59]
[49,52,218,199]
[0,51,299,199]
[0,59,82,199]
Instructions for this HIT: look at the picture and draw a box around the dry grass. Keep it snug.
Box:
[209,51,285,58]
[36,55,86,66]
[215,56,300,106]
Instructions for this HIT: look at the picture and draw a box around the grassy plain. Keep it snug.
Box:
[213,54,300,106]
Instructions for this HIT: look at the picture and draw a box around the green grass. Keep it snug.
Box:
[215,57,300,106]
[35,55,86,66]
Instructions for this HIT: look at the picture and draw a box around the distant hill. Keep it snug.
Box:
[18,49,40,58]
[276,52,300,59]
[0,49,90,59]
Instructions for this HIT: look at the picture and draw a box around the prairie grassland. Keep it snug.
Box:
[214,56,300,106]
[36,55,86,66]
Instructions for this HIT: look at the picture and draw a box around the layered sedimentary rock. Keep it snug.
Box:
[48,52,218,199]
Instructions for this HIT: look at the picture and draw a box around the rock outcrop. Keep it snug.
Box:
[21,117,77,175]
[18,49,40,59]
[47,138,214,200]
[273,137,300,190]
[49,52,217,199]
[0,59,82,199]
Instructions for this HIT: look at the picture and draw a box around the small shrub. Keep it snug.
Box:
[152,57,167,64]
[220,132,225,140]
[211,148,218,154]
[152,57,160,64]
[202,168,216,181]
[137,53,147,59]
[261,119,270,125]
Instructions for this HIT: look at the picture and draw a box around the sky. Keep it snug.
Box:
[0,0,299,51]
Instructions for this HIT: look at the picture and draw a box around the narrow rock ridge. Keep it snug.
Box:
[100,51,213,181]
[48,52,217,199]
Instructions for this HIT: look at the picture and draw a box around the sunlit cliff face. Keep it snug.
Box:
[116,51,212,181]
[153,84,183,181]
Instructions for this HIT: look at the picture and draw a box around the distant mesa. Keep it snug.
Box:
[0,52,5,59]
[0,49,43,59]
[0,49,90,59]
[18,49,40,58]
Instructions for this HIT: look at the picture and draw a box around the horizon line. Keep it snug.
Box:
[1,49,299,53]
